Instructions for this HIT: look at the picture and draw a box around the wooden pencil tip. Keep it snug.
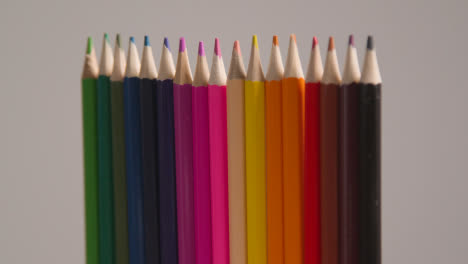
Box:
[86,37,93,54]
[349,34,354,47]
[252,35,259,49]
[328,37,335,51]
[214,38,221,57]
[130,36,135,44]
[116,34,121,48]
[198,41,205,56]
[367,35,374,50]
[164,37,170,51]
[291,34,296,43]
[144,35,150,46]
[273,35,279,46]
[179,37,186,52]
[233,40,241,55]
[312,36,318,49]
[104,33,110,43]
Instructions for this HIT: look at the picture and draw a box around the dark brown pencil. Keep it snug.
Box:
[358,36,382,264]
[320,36,341,264]
[338,35,361,264]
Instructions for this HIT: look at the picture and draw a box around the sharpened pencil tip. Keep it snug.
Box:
[252,35,258,49]
[116,34,121,48]
[367,35,374,50]
[104,33,110,43]
[214,38,221,57]
[144,35,150,46]
[233,40,241,56]
[312,36,318,49]
[273,35,279,46]
[86,37,93,54]
[179,37,186,52]
[291,34,296,43]
[164,37,170,51]
[130,36,135,44]
[328,37,335,51]
[198,41,205,56]
[349,35,354,46]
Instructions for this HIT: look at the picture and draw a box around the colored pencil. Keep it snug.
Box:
[174,37,195,264]
[282,34,305,264]
[124,36,145,264]
[139,35,160,264]
[338,35,361,264]
[265,35,284,264]
[245,35,267,264]
[110,34,129,264]
[304,36,323,264]
[226,40,247,264]
[358,36,382,264]
[192,41,213,264]
[320,37,341,264]
[208,38,230,264]
[82,36,99,264]
[156,37,178,264]
[97,33,115,264]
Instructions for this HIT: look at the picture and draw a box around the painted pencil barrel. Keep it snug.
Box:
[304,82,321,264]
[226,79,246,264]
[82,78,99,264]
[140,78,160,264]
[208,84,230,264]
[156,79,178,264]
[123,76,145,264]
[110,80,129,264]
[244,80,267,264]
[338,82,359,264]
[358,84,381,264]
[173,83,196,264]
[192,85,213,264]
[265,79,284,264]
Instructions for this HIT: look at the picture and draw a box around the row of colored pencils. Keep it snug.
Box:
[81,34,382,264]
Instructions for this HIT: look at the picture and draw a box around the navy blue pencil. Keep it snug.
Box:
[156,38,178,264]
[123,37,145,264]
[139,36,160,264]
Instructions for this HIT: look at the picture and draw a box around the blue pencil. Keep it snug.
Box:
[123,37,145,264]
[156,38,178,264]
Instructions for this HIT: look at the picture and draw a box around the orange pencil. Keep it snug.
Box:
[265,35,285,264]
[282,34,305,264]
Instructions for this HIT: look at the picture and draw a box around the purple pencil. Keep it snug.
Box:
[208,38,230,264]
[192,41,213,264]
[174,37,195,264]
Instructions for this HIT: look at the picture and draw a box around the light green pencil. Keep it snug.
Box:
[82,37,99,264]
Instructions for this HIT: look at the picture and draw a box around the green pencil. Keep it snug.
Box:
[110,34,129,264]
[82,37,99,264]
[97,33,115,264]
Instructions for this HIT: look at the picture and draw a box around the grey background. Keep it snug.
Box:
[1,0,467,263]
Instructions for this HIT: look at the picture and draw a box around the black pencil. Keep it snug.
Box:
[139,36,160,264]
[358,36,382,264]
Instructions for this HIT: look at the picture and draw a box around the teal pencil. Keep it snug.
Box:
[110,34,129,264]
[82,37,99,264]
[97,33,115,264]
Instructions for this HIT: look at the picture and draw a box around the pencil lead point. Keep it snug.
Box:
[86,37,93,54]
[144,35,150,46]
[104,33,110,43]
[116,34,121,48]
[312,36,318,49]
[291,34,296,43]
[328,36,335,51]
[252,35,258,49]
[233,40,241,56]
[349,34,354,47]
[164,37,170,51]
[179,37,186,52]
[214,38,221,57]
[130,36,135,44]
[198,41,205,56]
[367,35,374,50]
[273,35,279,46]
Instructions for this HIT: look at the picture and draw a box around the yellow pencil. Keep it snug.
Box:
[245,35,267,264]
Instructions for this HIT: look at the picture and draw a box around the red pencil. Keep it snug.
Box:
[304,36,323,264]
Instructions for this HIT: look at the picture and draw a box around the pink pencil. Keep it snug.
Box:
[192,41,213,264]
[208,38,230,264]
[174,37,195,264]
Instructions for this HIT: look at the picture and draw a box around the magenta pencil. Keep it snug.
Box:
[192,41,213,264]
[173,37,195,264]
[208,38,230,264]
